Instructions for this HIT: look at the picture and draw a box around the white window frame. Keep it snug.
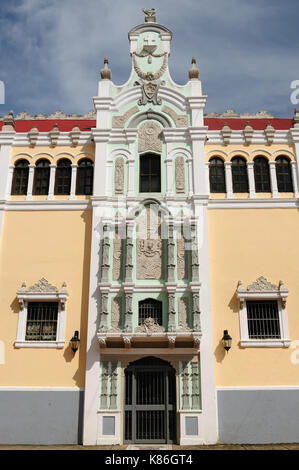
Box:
[237,277,290,347]
[15,278,68,349]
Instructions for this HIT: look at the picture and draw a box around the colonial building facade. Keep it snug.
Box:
[1,9,299,445]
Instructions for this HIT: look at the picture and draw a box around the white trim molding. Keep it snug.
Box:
[15,278,68,349]
[237,277,290,348]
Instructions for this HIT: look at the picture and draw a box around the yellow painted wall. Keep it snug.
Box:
[0,210,92,387]
[208,208,299,386]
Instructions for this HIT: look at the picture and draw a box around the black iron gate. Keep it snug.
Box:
[124,357,176,444]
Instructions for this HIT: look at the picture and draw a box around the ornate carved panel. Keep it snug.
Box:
[175,157,185,193]
[112,106,139,128]
[137,207,162,280]
[162,106,188,127]
[110,296,122,331]
[114,157,124,194]
[138,121,162,153]
[178,297,191,331]
[177,230,187,280]
[113,230,123,280]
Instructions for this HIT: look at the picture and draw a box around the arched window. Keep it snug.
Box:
[33,159,50,195]
[11,159,29,195]
[254,157,270,192]
[54,158,72,195]
[275,156,293,192]
[231,157,249,193]
[209,157,226,193]
[138,298,163,326]
[140,153,161,193]
[76,158,94,195]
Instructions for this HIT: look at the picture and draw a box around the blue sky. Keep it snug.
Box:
[0,0,298,117]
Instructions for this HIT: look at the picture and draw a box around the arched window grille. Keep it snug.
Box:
[275,156,293,192]
[33,159,50,195]
[254,156,271,192]
[209,157,226,193]
[11,159,29,195]
[76,158,94,195]
[54,158,72,195]
[138,298,163,325]
[231,156,249,193]
[139,153,161,193]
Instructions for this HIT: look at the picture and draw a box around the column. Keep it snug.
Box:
[47,164,56,200]
[123,289,133,333]
[188,159,194,196]
[191,362,200,410]
[191,221,199,282]
[247,162,256,199]
[124,221,134,283]
[269,161,279,198]
[167,221,175,282]
[166,287,177,333]
[26,164,35,201]
[5,166,14,200]
[70,164,77,200]
[291,161,299,197]
[290,128,299,186]
[224,162,233,199]
[99,290,109,332]
[101,224,111,283]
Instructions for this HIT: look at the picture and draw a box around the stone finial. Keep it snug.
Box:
[293,108,299,128]
[243,121,254,145]
[3,110,16,129]
[100,57,112,80]
[189,57,200,80]
[142,8,157,23]
[264,121,275,145]
[221,122,232,145]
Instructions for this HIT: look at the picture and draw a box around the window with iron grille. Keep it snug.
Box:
[25,302,58,341]
[76,158,94,195]
[231,157,249,193]
[275,156,293,192]
[246,300,281,339]
[138,299,162,325]
[254,157,271,192]
[139,154,161,193]
[11,159,29,195]
[33,159,50,195]
[209,157,226,193]
[54,158,72,195]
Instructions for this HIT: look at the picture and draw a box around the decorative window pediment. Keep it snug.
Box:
[237,276,288,307]
[17,278,68,309]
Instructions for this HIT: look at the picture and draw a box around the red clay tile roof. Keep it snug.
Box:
[0,118,294,132]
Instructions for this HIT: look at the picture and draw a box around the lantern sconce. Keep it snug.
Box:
[70,330,80,353]
[222,330,232,353]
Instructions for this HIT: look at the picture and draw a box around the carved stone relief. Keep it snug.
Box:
[137,207,162,280]
[138,121,162,153]
[177,230,187,280]
[175,157,185,194]
[112,106,139,128]
[113,230,123,281]
[114,157,124,194]
[178,297,191,331]
[135,317,165,334]
[110,296,122,331]
[162,106,188,127]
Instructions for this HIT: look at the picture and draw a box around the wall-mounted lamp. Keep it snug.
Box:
[70,331,80,353]
[222,330,232,353]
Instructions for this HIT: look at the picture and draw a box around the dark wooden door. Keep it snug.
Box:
[124,358,176,443]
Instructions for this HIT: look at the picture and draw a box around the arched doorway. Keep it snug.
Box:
[124,357,176,444]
